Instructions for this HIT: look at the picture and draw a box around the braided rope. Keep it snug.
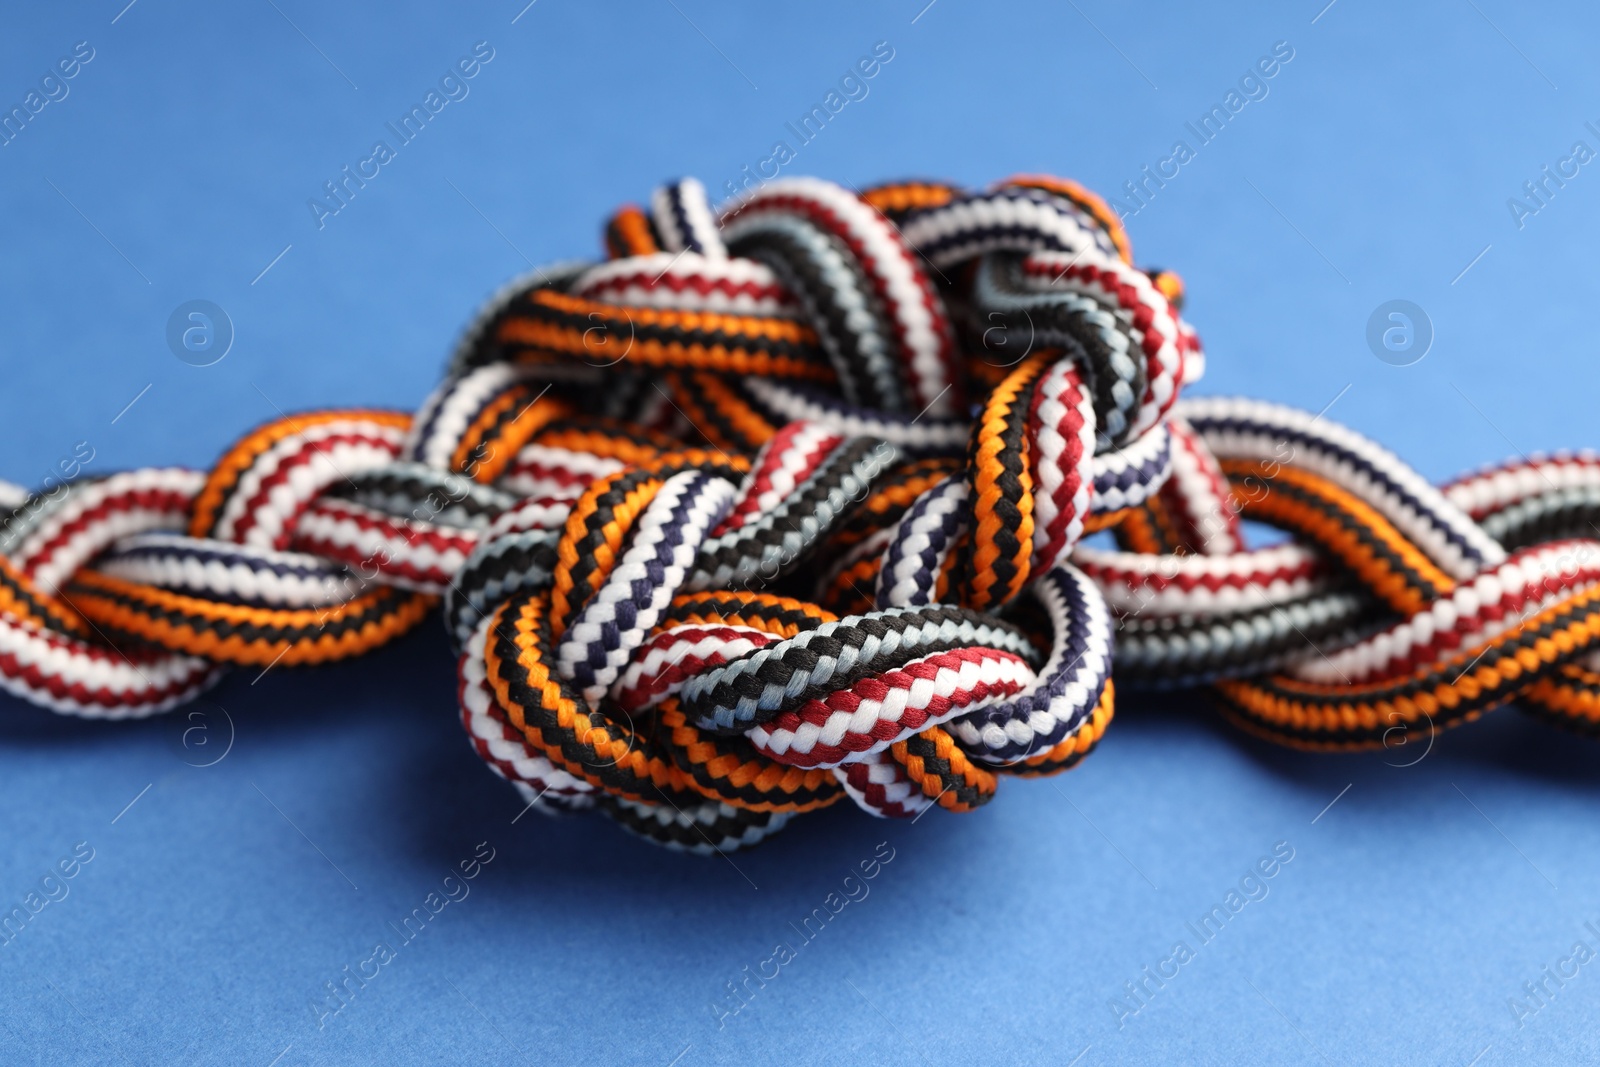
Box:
[2,172,1593,853]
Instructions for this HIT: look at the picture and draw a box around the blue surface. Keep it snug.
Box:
[1,2,1598,1063]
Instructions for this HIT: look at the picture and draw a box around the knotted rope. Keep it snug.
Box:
[3,174,1596,852]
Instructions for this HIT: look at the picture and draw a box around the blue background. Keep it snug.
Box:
[1,1,1597,1063]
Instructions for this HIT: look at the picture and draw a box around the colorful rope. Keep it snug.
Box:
[2,173,1593,853]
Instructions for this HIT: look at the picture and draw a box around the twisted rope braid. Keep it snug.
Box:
[2,172,1594,853]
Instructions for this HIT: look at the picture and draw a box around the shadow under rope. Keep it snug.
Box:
[1115,682,1600,799]
[1,607,1597,877]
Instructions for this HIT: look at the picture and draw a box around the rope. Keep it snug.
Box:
[3,172,1595,854]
